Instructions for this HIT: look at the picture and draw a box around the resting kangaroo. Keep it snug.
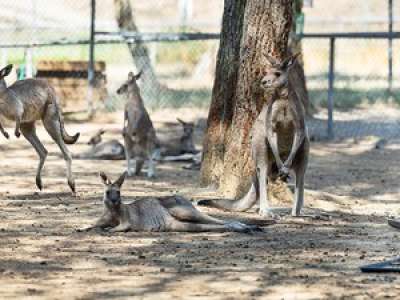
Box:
[0,64,79,192]
[199,53,309,218]
[74,129,125,160]
[159,118,198,157]
[81,172,261,233]
[117,71,159,177]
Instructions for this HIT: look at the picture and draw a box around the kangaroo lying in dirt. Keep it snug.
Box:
[75,139,125,160]
[159,118,198,157]
[81,171,262,233]
[0,64,79,192]
[199,53,309,218]
[74,129,125,160]
[117,71,159,177]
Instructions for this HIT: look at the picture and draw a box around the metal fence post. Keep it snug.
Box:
[388,0,393,93]
[87,0,96,117]
[327,37,335,139]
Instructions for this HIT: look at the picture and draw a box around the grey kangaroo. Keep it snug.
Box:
[74,129,125,160]
[160,118,198,157]
[0,64,79,192]
[117,71,159,177]
[199,53,309,218]
[81,171,262,233]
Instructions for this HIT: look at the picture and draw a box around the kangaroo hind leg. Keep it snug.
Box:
[42,105,75,193]
[20,122,48,190]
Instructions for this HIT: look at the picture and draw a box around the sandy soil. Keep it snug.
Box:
[0,108,399,300]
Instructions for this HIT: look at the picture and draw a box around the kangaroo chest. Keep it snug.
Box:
[270,99,295,158]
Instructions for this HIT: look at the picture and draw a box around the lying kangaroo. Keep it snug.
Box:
[199,53,309,218]
[74,129,125,160]
[159,118,198,157]
[75,140,125,160]
[117,71,159,177]
[81,172,261,233]
[0,64,79,192]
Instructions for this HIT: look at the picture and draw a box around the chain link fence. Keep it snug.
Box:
[0,0,399,139]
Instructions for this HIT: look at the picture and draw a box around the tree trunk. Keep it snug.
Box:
[201,0,293,199]
[113,0,162,102]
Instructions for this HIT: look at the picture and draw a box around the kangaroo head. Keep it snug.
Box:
[260,53,299,90]
[177,118,194,139]
[88,129,105,146]
[0,64,13,92]
[116,71,143,95]
[100,171,127,207]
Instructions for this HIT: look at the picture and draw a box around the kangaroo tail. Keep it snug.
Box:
[197,175,259,212]
[54,101,80,144]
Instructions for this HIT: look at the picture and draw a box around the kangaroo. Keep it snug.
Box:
[74,129,125,160]
[159,118,198,157]
[199,53,309,218]
[74,139,125,160]
[117,71,159,178]
[81,171,261,233]
[0,64,79,192]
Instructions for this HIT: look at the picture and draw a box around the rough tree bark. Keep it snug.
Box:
[113,0,162,100]
[201,0,294,199]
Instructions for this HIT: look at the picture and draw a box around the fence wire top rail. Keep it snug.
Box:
[300,31,400,39]
[1,31,399,49]
[0,32,221,49]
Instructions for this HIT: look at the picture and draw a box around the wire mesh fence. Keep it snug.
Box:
[0,0,399,140]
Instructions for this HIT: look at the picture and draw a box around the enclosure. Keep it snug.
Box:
[0,1,400,299]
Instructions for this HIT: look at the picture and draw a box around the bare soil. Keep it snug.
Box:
[0,108,399,300]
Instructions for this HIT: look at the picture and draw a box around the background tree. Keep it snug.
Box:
[113,0,162,100]
[201,0,294,199]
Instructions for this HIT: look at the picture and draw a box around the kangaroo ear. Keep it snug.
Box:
[128,72,134,81]
[177,118,186,125]
[281,52,300,70]
[114,171,127,187]
[0,64,13,78]
[99,172,111,185]
[134,70,143,80]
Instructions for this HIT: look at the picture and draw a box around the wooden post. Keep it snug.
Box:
[327,37,335,139]
[87,0,96,117]
[388,0,393,94]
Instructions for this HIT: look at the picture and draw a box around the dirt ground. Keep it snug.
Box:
[0,107,399,300]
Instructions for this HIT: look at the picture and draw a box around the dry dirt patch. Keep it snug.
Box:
[0,109,399,299]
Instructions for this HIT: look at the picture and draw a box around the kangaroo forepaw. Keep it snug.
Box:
[279,165,290,175]
[15,130,20,138]
[2,131,9,139]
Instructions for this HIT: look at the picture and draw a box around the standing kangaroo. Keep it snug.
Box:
[199,53,309,218]
[117,71,159,178]
[81,171,261,233]
[0,64,79,192]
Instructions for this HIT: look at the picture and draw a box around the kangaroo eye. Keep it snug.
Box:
[274,72,282,77]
